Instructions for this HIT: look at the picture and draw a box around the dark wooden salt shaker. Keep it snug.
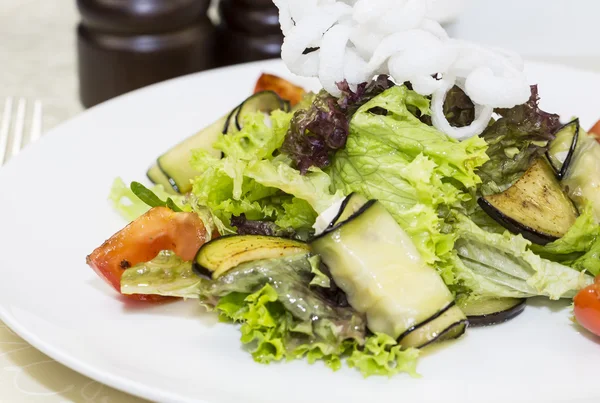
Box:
[216,0,283,66]
[77,0,216,108]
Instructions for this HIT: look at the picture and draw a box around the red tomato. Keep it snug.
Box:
[589,120,600,143]
[86,207,208,301]
[574,277,600,337]
[254,73,306,107]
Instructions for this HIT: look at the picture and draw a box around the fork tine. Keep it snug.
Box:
[0,97,13,165]
[10,98,27,158]
[29,100,43,143]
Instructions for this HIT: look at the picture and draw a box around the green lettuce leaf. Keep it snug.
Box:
[245,158,343,214]
[213,283,420,376]
[214,110,291,161]
[121,251,201,298]
[123,252,419,377]
[330,85,489,283]
[190,111,339,230]
[532,205,600,276]
[109,177,184,221]
[347,333,420,378]
[308,255,331,288]
[200,254,407,375]
[452,214,593,299]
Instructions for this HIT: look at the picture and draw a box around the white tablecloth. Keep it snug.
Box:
[1,0,599,402]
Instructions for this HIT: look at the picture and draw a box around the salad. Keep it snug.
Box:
[86,1,600,378]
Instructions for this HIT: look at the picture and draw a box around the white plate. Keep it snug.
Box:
[1,60,600,403]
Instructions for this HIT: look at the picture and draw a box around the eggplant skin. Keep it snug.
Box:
[479,158,578,244]
[478,198,557,245]
[465,299,526,327]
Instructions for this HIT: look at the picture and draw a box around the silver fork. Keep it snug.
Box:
[0,97,43,166]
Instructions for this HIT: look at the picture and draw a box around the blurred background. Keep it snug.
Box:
[0,0,599,401]
[1,0,599,133]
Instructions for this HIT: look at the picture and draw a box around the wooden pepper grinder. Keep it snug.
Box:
[216,0,283,66]
[77,0,216,108]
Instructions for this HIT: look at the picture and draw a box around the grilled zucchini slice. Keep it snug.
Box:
[547,119,579,179]
[146,164,175,194]
[148,91,289,194]
[193,235,310,279]
[311,200,467,347]
[458,297,526,327]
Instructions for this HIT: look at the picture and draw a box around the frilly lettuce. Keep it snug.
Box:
[330,85,489,283]
[452,215,593,299]
[121,252,420,377]
[214,283,420,377]
[190,111,339,230]
[347,333,420,378]
[532,204,600,276]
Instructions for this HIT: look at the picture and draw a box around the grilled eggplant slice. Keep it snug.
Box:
[479,158,578,245]
[193,235,310,279]
[547,119,579,179]
[458,297,526,327]
[148,91,289,194]
[311,200,467,348]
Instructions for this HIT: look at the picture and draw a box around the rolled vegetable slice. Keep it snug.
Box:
[149,91,289,194]
[310,200,467,347]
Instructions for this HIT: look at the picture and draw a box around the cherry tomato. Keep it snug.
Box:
[574,277,600,337]
[86,207,208,301]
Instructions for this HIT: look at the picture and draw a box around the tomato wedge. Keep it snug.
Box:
[589,120,600,143]
[254,73,306,107]
[574,276,600,337]
[86,207,208,301]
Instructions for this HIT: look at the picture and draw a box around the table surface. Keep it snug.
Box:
[1,0,600,402]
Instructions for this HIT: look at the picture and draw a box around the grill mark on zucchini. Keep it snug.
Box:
[459,297,526,327]
[327,192,356,229]
[311,200,377,241]
[396,301,456,341]
[156,159,182,194]
[547,119,579,179]
[417,319,468,349]
[327,192,369,229]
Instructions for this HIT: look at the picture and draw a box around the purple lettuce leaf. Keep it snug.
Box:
[478,85,562,195]
[281,76,394,174]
